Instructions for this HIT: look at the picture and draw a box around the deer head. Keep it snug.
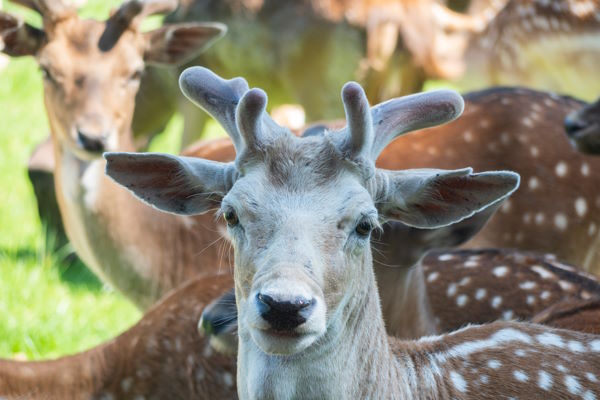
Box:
[106,67,519,360]
[565,97,600,155]
[0,0,225,159]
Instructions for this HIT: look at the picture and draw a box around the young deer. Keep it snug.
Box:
[107,68,600,399]
[0,0,227,309]
[0,274,238,400]
[565,96,600,154]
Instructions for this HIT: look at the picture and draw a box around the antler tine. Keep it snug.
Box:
[99,0,178,51]
[236,88,268,152]
[340,81,373,160]
[369,89,464,160]
[179,66,249,153]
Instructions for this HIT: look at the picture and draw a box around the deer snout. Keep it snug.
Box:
[256,292,316,331]
[564,113,586,137]
[76,129,108,153]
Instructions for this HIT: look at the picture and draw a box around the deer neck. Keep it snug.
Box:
[374,262,438,338]
[51,133,184,309]
[237,255,413,399]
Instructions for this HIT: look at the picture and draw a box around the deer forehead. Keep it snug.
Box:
[40,18,144,76]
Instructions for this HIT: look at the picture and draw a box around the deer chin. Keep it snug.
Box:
[249,326,323,356]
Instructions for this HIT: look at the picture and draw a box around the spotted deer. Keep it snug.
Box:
[0,274,238,400]
[107,68,600,399]
[459,0,600,100]
[0,0,228,309]
[565,96,600,154]
[3,249,600,399]
[200,247,600,353]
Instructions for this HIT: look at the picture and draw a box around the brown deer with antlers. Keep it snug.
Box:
[107,68,600,400]
[0,0,228,309]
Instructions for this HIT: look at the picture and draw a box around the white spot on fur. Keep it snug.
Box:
[459,277,471,286]
[427,272,439,282]
[438,254,454,261]
[513,370,529,382]
[555,162,568,177]
[527,295,536,305]
[463,131,473,143]
[538,370,553,390]
[540,291,551,300]
[536,332,565,348]
[586,373,598,382]
[447,283,458,297]
[456,294,468,307]
[558,280,574,291]
[491,296,503,309]
[501,199,512,213]
[531,265,555,280]
[575,198,588,217]
[223,372,234,387]
[493,266,509,277]
[530,146,539,157]
[565,375,582,395]
[519,281,537,290]
[522,117,534,127]
[590,340,600,351]
[528,176,540,190]
[502,310,514,320]
[553,214,568,231]
[535,213,545,225]
[567,340,585,352]
[589,223,597,236]
[450,371,467,392]
[582,163,590,176]
[475,288,487,300]
[488,359,502,369]
[464,260,479,268]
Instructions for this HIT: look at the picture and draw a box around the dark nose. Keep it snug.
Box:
[256,293,315,331]
[77,130,106,153]
[564,115,585,137]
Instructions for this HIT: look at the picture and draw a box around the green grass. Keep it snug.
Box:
[0,0,143,360]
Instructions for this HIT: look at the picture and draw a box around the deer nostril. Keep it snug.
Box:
[256,293,316,331]
[77,130,106,153]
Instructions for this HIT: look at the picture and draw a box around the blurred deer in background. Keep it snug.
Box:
[458,0,600,100]
[565,96,600,154]
[0,0,227,309]
[0,275,238,400]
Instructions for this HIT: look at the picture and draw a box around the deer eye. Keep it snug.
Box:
[129,69,143,82]
[355,218,373,237]
[223,207,239,227]
[40,66,56,83]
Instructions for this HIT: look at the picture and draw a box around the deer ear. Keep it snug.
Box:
[104,152,237,215]
[375,168,520,228]
[0,12,46,56]
[143,22,226,66]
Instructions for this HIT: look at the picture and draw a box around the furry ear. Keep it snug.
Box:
[104,152,236,215]
[0,12,46,56]
[144,22,226,65]
[375,168,520,228]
